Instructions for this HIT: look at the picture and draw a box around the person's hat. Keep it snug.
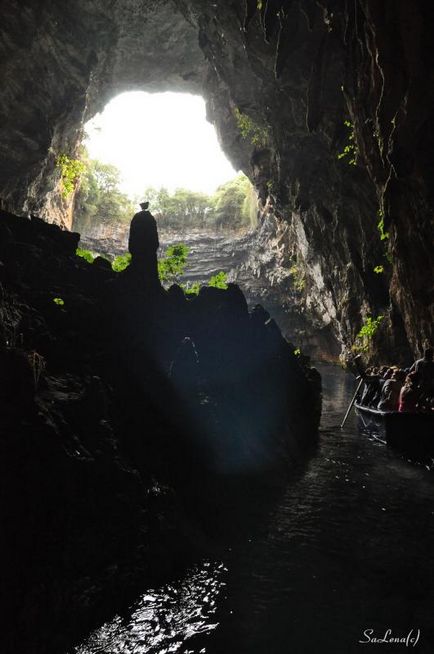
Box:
[140,201,149,210]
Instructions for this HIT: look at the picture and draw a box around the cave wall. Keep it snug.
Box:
[176,0,433,360]
[0,0,205,224]
[0,0,432,359]
[335,0,434,357]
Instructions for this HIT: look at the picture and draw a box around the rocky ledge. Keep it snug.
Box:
[80,219,341,362]
[0,209,320,653]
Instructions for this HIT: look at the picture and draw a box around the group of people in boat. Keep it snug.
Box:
[358,348,434,413]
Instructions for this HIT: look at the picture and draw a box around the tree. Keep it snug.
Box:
[158,243,190,284]
[212,174,257,229]
[148,187,212,230]
[73,157,135,232]
[140,174,256,232]
[73,156,257,235]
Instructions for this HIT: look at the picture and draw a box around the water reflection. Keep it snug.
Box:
[202,364,434,653]
[73,364,434,653]
[74,562,227,654]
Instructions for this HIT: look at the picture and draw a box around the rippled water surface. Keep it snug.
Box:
[74,562,227,654]
[75,365,434,653]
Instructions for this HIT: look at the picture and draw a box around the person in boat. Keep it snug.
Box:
[398,372,420,413]
[382,367,394,381]
[377,368,406,411]
[372,366,394,405]
[360,367,382,407]
[410,348,434,397]
[128,201,160,289]
[366,366,391,406]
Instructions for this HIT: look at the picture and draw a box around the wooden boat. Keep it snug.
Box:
[355,403,434,457]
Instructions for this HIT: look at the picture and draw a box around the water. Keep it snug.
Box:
[74,364,434,653]
[74,563,227,654]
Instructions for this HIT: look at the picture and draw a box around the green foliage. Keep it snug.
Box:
[158,244,190,284]
[159,246,228,294]
[212,174,257,230]
[289,264,305,292]
[74,150,256,235]
[73,152,136,232]
[57,155,86,199]
[337,120,357,166]
[357,315,384,340]
[146,186,212,231]
[181,282,201,296]
[234,108,269,148]
[377,210,389,241]
[53,297,65,306]
[208,271,228,289]
[143,174,256,232]
[76,247,95,264]
[375,208,392,268]
[112,253,132,272]
[352,314,384,352]
[110,242,229,296]
[373,265,384,274]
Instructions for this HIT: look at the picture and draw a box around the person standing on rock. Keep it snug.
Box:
[128,201,160,289]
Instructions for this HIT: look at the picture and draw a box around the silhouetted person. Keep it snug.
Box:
[410,347,434,400]
[128,201,160,289]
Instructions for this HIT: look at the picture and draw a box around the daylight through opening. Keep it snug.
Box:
[74,91,258,292]
[84,92,238,197]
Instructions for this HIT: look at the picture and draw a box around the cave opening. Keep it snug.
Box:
[74,90,258,291]
[2,3,434,653]
[82,91,237,199]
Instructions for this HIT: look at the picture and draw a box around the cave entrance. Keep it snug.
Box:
[83,91,237,199]
[74,91,258,290]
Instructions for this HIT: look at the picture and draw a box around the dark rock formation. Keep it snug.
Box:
[0,209,320,653]
[79,219,341,361]
[0,1,432,357]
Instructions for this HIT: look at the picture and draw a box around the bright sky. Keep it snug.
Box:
[84,91,238,198]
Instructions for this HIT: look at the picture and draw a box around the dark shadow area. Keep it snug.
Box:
[0,208,321,654]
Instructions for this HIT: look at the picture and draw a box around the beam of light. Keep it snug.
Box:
[84,91,238,198]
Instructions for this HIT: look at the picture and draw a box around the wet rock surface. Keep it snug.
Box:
[0,209,320,653]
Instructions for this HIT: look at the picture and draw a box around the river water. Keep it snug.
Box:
[74,364,434,654]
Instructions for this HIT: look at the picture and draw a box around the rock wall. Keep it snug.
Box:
[0,0,432,359]
[0,0,205,223]
[176,0,433,361]
[0,208,320,652]
[79,217,341,361]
